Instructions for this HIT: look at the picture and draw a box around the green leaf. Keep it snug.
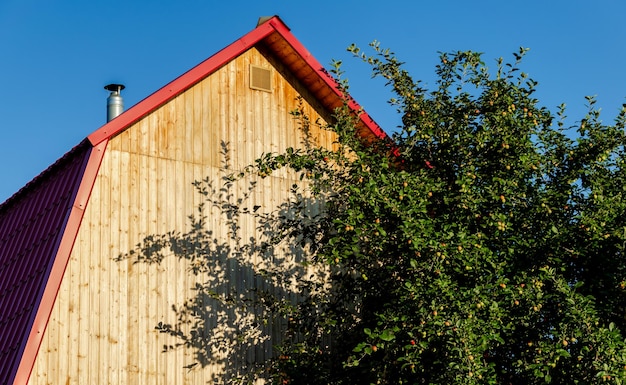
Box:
[380,329,395,342]
[556,349,570,358]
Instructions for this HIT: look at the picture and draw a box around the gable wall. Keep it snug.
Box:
[28,47,335,385]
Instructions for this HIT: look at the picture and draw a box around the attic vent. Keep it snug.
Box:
[250,65,272,92]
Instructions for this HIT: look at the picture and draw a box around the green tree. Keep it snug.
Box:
[259,45,626,384]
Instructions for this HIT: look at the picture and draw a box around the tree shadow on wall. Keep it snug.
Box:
[115,140,329,384]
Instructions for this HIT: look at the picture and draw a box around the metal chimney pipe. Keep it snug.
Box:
[104,84,125,122]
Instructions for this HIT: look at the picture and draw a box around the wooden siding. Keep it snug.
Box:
[28,47,335,384]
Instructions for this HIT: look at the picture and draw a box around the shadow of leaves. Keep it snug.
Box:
[115,141,327,384]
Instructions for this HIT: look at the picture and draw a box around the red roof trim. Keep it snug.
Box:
[11,140,108,385]
[88,16,387,146]
[87,20,278,146]
[264,18,387,141]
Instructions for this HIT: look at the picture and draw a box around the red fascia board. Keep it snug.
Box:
[87,20,279,146]
[10,139,108,385]
[88,16,388,147]
[264,18,388,141]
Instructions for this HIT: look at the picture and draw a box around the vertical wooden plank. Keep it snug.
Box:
[99,151,111,385]
[160,102,173,161]
[121,145,139,383]
[156,157,169,385]
[57,250,70,383]
[89,161,102,383]
[182,85,193,165]
[105,149,120,385]
[117,149,130,385]
[239,51,253,169]
[192,81,203,166]
[77,176,93,384]
[161,156,173,385]
[67,216,82,384]
[129,147,142,384]
[219,62,230,170]
[250,53,263,165]
[118,126,130,153]
[201,74,212,167]
[209,70,222,168]
[48,285,59,382]
[128,114,138,156]
[175,157,191,385]
[174,95,185,163]
[155,108,164,158]
[146,143,155,383]
[227,60,239,169]
[275,65,285,152]
[150,164,161,385]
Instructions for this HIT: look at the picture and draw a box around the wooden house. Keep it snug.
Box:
[0,16,385,384]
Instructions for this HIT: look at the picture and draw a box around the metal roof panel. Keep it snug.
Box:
[0,141,91,385]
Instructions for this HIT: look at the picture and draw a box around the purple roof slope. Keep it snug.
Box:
[0,141,92,385]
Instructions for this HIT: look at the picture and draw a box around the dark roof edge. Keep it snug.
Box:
[0,139,91,214]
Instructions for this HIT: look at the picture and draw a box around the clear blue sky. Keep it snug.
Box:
[1,0,625,203]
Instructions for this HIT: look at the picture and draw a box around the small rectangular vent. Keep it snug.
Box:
[250,65,272,92]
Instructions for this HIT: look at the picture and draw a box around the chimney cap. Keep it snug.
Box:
[104,83,125,92]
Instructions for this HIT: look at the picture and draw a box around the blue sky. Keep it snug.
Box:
[1,0,625,203]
